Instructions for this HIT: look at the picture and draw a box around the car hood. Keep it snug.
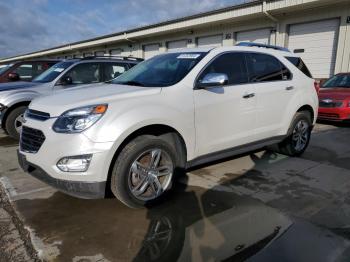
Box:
[0,81,40,92]
[30,83,162,117]
[319,88,350,100]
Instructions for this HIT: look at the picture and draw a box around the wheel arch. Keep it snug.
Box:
[297,104,315,123]
[1,101,31,133]
[104,124,188,196]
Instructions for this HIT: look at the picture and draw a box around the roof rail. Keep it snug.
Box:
[236,42,291,52]
[81,55,144,62]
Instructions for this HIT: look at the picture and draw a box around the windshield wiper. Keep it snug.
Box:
[116,81,145,87]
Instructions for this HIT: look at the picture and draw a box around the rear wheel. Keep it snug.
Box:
[5,106,27,140]
[111,135,183,208]
[277,111,312,156]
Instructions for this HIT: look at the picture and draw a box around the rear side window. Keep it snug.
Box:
[104,63,128,81]
[198,52,249,85]
[246,53,292,82]
[285,57,312,78]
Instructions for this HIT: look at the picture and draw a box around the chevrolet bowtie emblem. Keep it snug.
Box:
[322,99,333,103]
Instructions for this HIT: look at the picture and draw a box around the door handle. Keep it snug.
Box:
[243,93,255,99]
[286,86,294,91]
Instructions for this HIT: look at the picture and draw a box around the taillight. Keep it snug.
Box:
[314,81,320,94]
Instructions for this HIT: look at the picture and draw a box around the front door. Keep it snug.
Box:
[193,52,257,156]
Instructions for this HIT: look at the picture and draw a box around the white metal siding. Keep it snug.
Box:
[236,28,271,44]
[110,49,122,55]
[95,51,105,56]
[288,19,340,78]
[167,40,188,50]
[143,44,160,59]
[197,35,223,48]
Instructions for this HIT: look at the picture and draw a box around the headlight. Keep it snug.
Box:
[53,104,108,133]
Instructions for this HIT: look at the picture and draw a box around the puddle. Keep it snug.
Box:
[14,184,350,261]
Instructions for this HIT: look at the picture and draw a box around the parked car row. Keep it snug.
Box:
[13,43,320,208]
[0,42,347,208]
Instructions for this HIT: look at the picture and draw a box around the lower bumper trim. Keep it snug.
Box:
[17,150,106,199]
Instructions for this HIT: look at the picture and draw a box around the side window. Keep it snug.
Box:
[285,56,312,78]
[13,63,34,80]
[62,63,101,84]
[246,53,291,82]
[198,53,249,85]
[104,63,128,81]
[33,62,51,78]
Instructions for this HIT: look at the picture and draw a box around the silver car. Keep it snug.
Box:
[0,56,142,139]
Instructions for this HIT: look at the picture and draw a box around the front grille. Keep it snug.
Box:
[318,113,339,119]
[20,126,46,153]
[319,101,343,108]
[25,109,50,121]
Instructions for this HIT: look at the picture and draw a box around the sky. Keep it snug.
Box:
[0,0,251,59]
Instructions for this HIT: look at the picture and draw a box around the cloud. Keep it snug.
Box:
[0,0,248,59]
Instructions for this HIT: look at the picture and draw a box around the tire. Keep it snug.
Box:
[277,111,312,157]
[110,135,185,208]
[5,106,27,140]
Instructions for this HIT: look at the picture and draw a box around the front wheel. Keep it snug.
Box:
[110,135,183,208]
[277,111,312,157]
[5,106,27,140]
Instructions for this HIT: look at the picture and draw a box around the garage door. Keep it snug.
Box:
[95,51,105,56]
[143,44,160,59]
[288,19,339,79]
[197,35,223,48]
[236,28,271,44]
[167,40,188,51]
[110,49,122,55]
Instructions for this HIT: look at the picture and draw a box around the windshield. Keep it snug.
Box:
[0,64,13,74]
[112,52,207,87]
[322,75,350,88]
[32,61,74,83]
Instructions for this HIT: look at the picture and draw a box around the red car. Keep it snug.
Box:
[0,60,60,83]
[318,73,350,121]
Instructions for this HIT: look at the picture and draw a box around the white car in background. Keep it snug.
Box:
[18,43,318,208]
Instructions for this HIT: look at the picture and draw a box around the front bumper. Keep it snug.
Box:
[18,150,106,199]
[318,107,350,121]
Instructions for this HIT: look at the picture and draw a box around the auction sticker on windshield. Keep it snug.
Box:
[177,54,201,59]
[54,68,65,73]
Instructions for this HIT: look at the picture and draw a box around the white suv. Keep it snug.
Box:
[17,44,318,208]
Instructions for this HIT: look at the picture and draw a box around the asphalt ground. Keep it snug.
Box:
[0,122,350,261]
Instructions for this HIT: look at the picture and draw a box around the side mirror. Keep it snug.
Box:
[196,73,229,89]
[8,72,20,81]
[61,75,73,85]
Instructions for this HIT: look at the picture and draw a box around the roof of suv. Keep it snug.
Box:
[167,43,297,57]
[64,56,143,64]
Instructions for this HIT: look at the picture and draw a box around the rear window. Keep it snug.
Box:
[285,57,312,78]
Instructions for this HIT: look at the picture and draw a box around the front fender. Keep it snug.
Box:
[0,90,40,108]
[84,103,195,161]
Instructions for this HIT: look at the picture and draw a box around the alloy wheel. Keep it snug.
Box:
[128,149,174,201]
[292,119,309,152]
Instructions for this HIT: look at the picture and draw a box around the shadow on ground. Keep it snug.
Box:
[13,150,350,261]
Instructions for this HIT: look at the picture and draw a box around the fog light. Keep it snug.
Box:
[57,154,92,172]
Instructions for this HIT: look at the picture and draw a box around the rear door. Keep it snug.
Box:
[245,52,294,139]
[194,52,257,156]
